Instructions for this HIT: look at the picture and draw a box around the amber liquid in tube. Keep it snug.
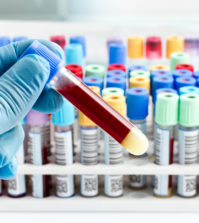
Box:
[51,68,148,155]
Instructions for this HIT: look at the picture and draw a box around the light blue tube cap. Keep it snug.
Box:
[179,86,199,95]
[65,43,83,66]
[70,35,86,57]
[52,99,75,126]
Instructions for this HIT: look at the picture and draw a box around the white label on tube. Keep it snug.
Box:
[80,175,98,197]
[104,175,123,197]
[154,175,170,196]
[29,132,42,165]
[178,175,197,197]
[8,175,26,196]
[55,131,73,165]
[56,175,74,198]
[129,175,147,188]
[31,175,44,198]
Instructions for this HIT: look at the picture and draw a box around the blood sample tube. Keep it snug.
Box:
[106,76,126,93]
[129,76,150,93]
[13,36,28,42]
[65,44,83,66]
[178,94,199,197]
[149,64,169,72]
[50,35,66,50]
[173,69,193,89]
[127,36,144,66]
[176,64,194,73]
[85,64,106,79]
[7,119,26,198]
[109,43,126,65]
[107,70,127,79]
[154,93,179,197]
[102,87,124,97]
[83,76,104,95]
[69,35,86,58]
[52,99,75,198]
[128,65,148,77]
[65,64,83,79]
[103,95,126,197]
[78,86,100,197]
[130,70,150,78]
[126,88,148,189]
[170,52,190,72]
[26,110,50,198]
[21,40,148,156]
[179,86,199,95]
[175,77,196,93]
[108,64,126,72]
[166,36,184,59]
[0,36,11,47]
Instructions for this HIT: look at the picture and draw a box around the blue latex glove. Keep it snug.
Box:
[0,39,64,179]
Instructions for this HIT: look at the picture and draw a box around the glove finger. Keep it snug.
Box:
[33,86,63,113]
[0,39,64,77]
[0,158,17,180]
[0,125,24,168]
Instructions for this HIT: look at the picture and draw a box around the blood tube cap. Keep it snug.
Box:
[175,64,194,73]
[50,35,66,49]
[103,95,126,117]
[179,93,199,127]
[173,69,193,80]
[179,86,199,95]
[153,88,177,104]
[107,36,123,47]
[83,76,104,94]
[13,36,28,42]
[26,110,49,126]
[128,36,144,59]
[102,87,124,97]
[170,52,190,72]
[65,43,83,66]
[126,88,148,120]
[128,65,148,76]
[52,98,75,126]
[65,64,83,79]
[129,76,150,93]
[149,64,169,72]
[146,36,162,59]
[193,71,199,79]
[20,40,64,83]
[166,36,184,59]
[130,70,150,78]
[70,35,86,57]
[109,43,126,65]
[197,78,199,87]
[0,36,11,47]
[86,64,106,79]
[106,76,126,92]
[78,86,100,127]
[108,64,126,71]
[107,70,127,79]
[175,77,196,92]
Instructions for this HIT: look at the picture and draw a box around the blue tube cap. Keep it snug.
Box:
[106,76,126,92]
[193,71,199,79]
[83,76,104,94]
[52,99,75,126]
[153,88,177,104]
[65,43,83,66]
[69,36,86,57]
[107,70,127,79]
[175,77,196,92]
[20,40,64,84]
[126,88,148,120]
[109,43,126,65]
[128,65,148,76]
[0,36,11,47]
[196,78,199,87]
[179,86,199,95]
[152,75,174,98]
[13,36,28,42]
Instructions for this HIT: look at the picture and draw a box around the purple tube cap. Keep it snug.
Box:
[26,110,49,126]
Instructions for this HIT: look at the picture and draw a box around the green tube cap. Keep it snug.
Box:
[179,93,199,127]
[155,92,179,126]
[170,52,189,72]
[130,69,150,78]
[102,87,124,96]
[85,64,106,78]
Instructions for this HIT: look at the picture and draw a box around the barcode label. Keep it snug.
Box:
[55,131,73,165]
[153,175,170,196]
[80,175,98,197]
[8,175,26,196]
[80,127,98,165]
[104,134,123,165]
[104,175,123,197]
[129,175,147,188]
[178,175,197,197]
[56,175,74,198]
[178,129,199,164]
[15,145,25,165]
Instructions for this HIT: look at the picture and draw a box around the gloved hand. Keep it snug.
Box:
[0,39,64,179]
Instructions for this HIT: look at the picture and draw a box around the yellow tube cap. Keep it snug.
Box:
[166,36,184,59]
[149,64,169,72]
[129,76,150,93]
[78,86,100,127]
[128,36,144,59]
[103,95,126,117]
